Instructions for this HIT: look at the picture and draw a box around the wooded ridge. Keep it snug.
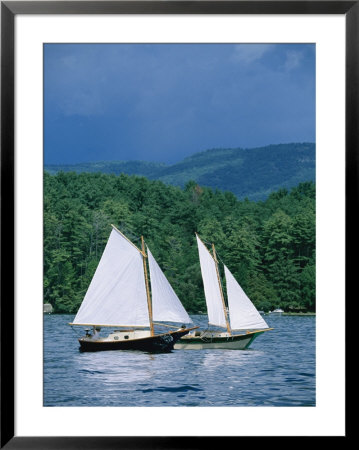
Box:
[45,142,315,201]
[44,171,315,315]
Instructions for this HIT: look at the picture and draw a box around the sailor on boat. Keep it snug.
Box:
[92,327,101,340]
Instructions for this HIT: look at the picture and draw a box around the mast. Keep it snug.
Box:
[141,236,154,336]
[212,243,232,335]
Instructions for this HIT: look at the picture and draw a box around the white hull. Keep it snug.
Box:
[174,337,253,350]
[92,329,151,342]
[174,329,269,350]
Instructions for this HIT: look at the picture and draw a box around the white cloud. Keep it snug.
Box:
[232,44,273,65]
[283,50,303,71]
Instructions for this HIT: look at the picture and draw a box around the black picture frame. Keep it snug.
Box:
[1,1,353,447]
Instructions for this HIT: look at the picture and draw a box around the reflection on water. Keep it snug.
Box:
[199,348,259,370]
[44,314,315,407]
[73,352,157,384]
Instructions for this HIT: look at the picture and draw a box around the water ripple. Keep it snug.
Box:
[140,385,203,393]
[44,314,315,406]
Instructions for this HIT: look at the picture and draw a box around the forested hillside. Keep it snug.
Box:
[44,172,315,315]
[45,143,315,201]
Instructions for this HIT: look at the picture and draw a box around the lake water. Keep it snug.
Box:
[43,314,315,407]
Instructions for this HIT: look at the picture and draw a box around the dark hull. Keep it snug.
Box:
[78,328,194,353]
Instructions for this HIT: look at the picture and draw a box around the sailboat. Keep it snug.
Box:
[174,233,272,350]
[69,225,197,353]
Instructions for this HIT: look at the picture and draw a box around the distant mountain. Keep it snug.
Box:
[45,143,315,201]
[45,160,165,177]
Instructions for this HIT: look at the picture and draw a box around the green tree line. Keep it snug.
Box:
[44,171,315,315]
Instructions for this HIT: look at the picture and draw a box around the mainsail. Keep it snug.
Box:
[196,235,227,328]
[147,247,193,324]
[224,265,269,330]
[73,228,150,327]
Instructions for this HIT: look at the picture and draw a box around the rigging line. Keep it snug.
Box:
[201,238,213,246]
[196,234,216,260]
[70,325,83,338]
[111,224,141,242]
[216,253,226,266]
[200,237,225,262]
[111,224,146,256]
[212,247,228,268]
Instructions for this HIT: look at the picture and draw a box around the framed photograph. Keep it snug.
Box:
[2,1,354,447]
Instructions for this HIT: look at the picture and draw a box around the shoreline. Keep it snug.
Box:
[44,311,316,316]
[265,312,316,316]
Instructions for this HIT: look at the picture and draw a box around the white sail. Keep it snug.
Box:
[147,247,193,324]
[224,265,269,330]
[196,235,227,328]
[73,228,150,327]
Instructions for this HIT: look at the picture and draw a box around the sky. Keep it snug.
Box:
[44,43,315,165]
